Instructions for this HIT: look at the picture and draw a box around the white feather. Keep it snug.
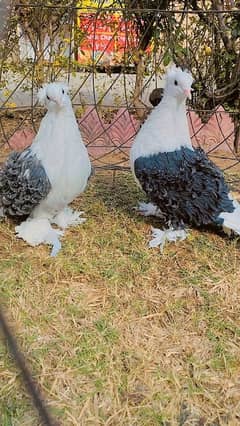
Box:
[130,65,240,245]
[37,85,48,106]
[31,82,91,219]
[220,198,240,236]
[135,202,164,218]
[15,82,91,253]
[15,218,64,257]
[130,66,194,171]
[52,207,86,229]
[149,226,188,252]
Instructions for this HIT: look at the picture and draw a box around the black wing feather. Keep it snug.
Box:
[0,148,51,219]
[134,147,234,228]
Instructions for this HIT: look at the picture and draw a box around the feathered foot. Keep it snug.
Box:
[134,202,164,217]
[15,218,64,257]
[149,226,188,252]
[52,207,86,229]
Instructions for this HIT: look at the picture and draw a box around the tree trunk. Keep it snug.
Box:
[0,0,12,42]
[133,53,148,120]
[234,99,240,153]
[234,121,240,154]
[36,31,46,85]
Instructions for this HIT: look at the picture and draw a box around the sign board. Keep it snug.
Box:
[77,1,138,66]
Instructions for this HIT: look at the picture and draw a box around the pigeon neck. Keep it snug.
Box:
[161,93,187,110]
[46,107,75,119]
[31,105,79,158]
[152,93,192,152]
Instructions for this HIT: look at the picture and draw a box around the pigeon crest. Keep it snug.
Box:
[164,63,194,100]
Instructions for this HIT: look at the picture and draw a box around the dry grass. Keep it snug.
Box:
[1,172,240,426]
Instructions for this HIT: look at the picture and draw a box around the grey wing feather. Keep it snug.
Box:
[134,147,234,229]
[0,148,51,219]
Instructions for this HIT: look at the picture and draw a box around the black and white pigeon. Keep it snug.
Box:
[130,64,240,250]
[0,82,92,255]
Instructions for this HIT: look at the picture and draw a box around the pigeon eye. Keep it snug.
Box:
[174,80,178,86]
[62,89,64,94]
[46,95,50,100]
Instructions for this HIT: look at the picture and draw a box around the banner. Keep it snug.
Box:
[77,1,138,66]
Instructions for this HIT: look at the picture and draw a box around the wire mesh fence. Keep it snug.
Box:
[0,1,239,180]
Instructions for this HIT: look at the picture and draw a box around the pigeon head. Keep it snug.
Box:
[164,64,193,101]
[38,82,71,111]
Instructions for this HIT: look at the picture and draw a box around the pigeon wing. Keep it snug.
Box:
[0,148,51,219]
[134,147,234,228]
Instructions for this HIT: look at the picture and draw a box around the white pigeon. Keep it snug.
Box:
[130,64,240,250]
[0,82,92,255]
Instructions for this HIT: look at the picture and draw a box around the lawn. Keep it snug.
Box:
[0,171,240,425]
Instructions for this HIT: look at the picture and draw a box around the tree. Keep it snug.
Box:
[186,0,240,150]
[0,0,12,41]
[188,0,239,109]
[115,1,239,147]
[13,0,78,84]
[118,0,171,118]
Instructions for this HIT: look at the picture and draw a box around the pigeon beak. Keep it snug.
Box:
[52,98,64,108]
[57,101,64,108]
[183,89,191,100]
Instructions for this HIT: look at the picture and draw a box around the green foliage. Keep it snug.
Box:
[0,0,239,117]
[117,0,239,113]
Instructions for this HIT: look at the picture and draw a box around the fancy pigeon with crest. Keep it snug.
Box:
[0,82,92,255]
[130,64,240,250]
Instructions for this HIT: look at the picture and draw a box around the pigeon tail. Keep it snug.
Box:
[219,199,240,237]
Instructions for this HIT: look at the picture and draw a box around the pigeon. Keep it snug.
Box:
[0,82,92,255]
[130,64,240,250]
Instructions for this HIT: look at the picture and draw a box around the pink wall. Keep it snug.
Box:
[7,106,238,165]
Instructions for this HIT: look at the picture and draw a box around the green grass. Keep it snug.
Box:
[0,171,240,425]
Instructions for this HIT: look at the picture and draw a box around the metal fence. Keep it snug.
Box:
[0,2,239,180]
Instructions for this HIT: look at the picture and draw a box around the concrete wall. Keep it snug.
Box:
[0,71,164,109]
